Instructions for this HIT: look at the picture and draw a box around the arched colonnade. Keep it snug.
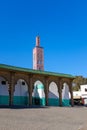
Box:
[0,66,74,107]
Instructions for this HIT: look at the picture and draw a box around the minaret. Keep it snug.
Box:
[33,36,44,70]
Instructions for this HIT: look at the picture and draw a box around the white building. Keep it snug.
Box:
[73,85,87,105]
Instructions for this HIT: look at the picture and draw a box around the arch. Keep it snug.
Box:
[62,82,70,106]
[32,76,45,89]
[13,79,29,106]
[60,78,70,87]
[32,80,45,106]
[0,74,10,83]
[0,76,9,105]
[48,81,59,106]
[47,77,59,87]
[14,75,29,87]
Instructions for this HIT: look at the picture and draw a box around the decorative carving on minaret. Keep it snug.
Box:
[33,36,44,71]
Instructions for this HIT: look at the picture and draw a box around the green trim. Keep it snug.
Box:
[48,98,59,106]
[0,95,9,105]
[62,99,70,106]
[0,64,75,78]
[13,96,28,105]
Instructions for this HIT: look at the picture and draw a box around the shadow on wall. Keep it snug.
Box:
[48,91,59,106]
[33,86,40,105]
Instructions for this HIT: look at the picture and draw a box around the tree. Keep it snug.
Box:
[72,76,87,91]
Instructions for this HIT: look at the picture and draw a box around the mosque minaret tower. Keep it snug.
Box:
[33,36,44,70]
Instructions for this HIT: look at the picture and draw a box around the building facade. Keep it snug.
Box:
[0,36,75,107]
[0,64,74,107]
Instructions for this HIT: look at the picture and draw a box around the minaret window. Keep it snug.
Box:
[37,60,42,64]
[39,67,41,70]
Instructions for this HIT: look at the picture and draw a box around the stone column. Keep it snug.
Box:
[59,82,62,107]
[9,72,15,106]
[69,82,74,107]
[29,75,33,106]
[44,77,49,106]
[27,81,30,106]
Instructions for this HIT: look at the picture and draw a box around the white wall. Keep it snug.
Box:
[73,91,81,97]
[48,82,59,99]
[14,79,28,96]
[80,85,87,98]
[0,77,9,96]
[80,85,87,93]
[73,85,87,99]
[62,83,69,99]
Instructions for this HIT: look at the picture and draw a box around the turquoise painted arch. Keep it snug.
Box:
[32,82,46,106]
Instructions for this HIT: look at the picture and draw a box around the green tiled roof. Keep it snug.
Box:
[0,64,75,78]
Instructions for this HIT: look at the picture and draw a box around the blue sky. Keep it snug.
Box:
[0,0,87,77]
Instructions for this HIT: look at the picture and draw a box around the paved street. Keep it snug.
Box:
[0,106,87,130]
